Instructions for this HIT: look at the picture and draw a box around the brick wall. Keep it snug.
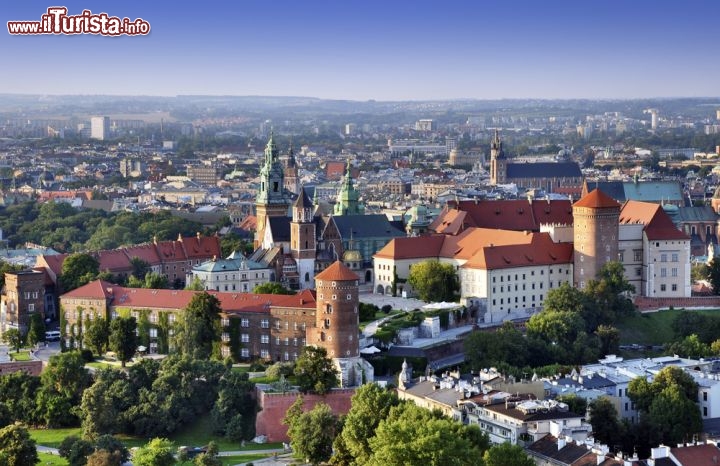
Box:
[0,360,43,376]
[255,387,356,442]
[634,296,720,312]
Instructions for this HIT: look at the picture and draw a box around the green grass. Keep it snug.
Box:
[219,453,271,465]
[9,351,32,361]
[29,427,82,448]
[38,452,68,465]
[617,309,720,346]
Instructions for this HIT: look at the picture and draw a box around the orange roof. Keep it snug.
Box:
[573,189,620,209]
[620,200,688,241]
[62,280,317,313]
[374,235,445,260]
[315,261,359,281]
[463,233,573,270]
[431,199,574,234]
[375,228,536,261]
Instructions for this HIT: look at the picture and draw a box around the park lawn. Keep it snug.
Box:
[617,309,720,346]
[38,452,69,465]
[220,453,271,465]
[29,427,82,448]
[9,350,32,361]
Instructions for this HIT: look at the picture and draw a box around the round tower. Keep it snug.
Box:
[573,189,621,289]
[310,261,360,359]
[307,261,373,386]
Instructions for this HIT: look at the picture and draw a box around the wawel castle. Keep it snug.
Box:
[374,188,690,324]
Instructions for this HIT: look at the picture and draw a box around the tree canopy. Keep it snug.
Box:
[0,423,38,466]
[108,317,138,368]
[407,260,458,302]
[173,292,222,359]
[61,253,100,292]
[294,346,339,395]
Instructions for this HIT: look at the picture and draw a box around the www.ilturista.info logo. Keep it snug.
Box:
[8,7,150,36]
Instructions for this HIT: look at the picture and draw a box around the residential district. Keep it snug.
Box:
[4,97,720,464]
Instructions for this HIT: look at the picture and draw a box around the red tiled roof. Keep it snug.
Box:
[670,443,720,466]
[375,228,538,262]
[573,189,620,209]
[36,253,68,277]
[97,249,132,272]
[124,243,162,265]
[181,234,221,260]
[374,235,445,260]
[62,280,317,313]
[620,201,689,241]
[432,199,574,234]
[315,261,359,281]
[463,233,574,270]
[239,215,257,232]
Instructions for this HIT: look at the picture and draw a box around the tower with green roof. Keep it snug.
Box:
[333,159,364,216]
[255,132,292,248]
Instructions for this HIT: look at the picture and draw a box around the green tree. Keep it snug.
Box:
[407,260,458,302]
[0,423,39,466]
[86,449,123,466]
[368,403,486,466]
[595,325,621,356]
[132,438,176,466]
[108,317,137,368]
[94,435,130,464]
[337,383,400,464]
[526,310,584,347]
[210,371,257,441]
[647,385,702,445]
[173,292,222,359]
[80,370,135,439]
[59,435,94,466]
[127,272,169,290]
[483,442,535,466]
[557,394,587,417]
[667,334,711,359]
[37,351,91,427]
[61,253,100,291]
[27,313,45,347]
[84,318,110,357]
[253,282,295,295]
[185,276,205,291]
[193,441,222,466]
[588,397,621,447]
[709,259,720,295]
[585,260,635,322]
[2,328,23,353]
[286,402,339,466]
[294,346,338,395]
[129,257,151,281]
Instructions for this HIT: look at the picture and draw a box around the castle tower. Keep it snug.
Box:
[307,261,373,387]
[255,132,291,248]
[573,189,621,289]
[334,159,364,216]
[489,129,507,185]
[291,186,316,289]
[284,145,300,195]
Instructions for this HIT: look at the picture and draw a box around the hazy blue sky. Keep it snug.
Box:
[2,0,718,100]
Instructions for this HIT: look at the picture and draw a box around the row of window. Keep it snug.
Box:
[492,295,543,306]
[659,284,678,292]
[222,347,299,361]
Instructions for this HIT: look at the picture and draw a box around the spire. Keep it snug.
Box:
[264,130,278,164]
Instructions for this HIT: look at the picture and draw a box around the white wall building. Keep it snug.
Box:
[90,116,110,141]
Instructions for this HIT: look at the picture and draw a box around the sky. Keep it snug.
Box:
[1,0,719,101]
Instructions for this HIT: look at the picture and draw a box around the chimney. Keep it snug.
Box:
[558,437,566,450]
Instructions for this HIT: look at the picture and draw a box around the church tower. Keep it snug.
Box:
[489,129,507,185]
[334,159,364,216]
[307,261,374,387]
[255,133,291,248]
[291,187,316,289]
[573,189,621,289]
[284,145,300,195]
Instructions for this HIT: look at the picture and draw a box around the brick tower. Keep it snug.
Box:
[573,189,621,289]
[291,186,316,289]
[307,261,374,387]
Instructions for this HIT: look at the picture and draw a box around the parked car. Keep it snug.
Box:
[45,330,61,341]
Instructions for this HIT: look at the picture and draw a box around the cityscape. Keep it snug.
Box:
[3,2,720,466]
